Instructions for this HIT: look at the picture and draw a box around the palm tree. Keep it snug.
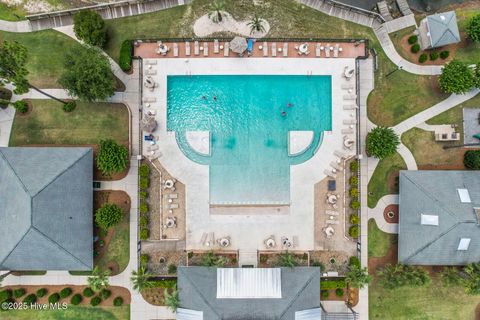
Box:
[461,262,480,295]
[247,14,266,35]
[201,251,228,267]
[278,251,297,268]
[87,266,110,292]
[345,265,371,289]
[163,288,180,312]
[208,0,225,23]
[131,266,154,292]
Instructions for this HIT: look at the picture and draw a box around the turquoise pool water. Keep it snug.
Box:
[167,75,332,205]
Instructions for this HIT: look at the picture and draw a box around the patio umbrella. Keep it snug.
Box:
[141,115,157,133]
[229,36,248,54]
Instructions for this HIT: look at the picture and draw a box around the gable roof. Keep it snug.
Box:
[0,147,93,271]
[426,11,460,48]
[398,170,480,265]
[178,267,320,320]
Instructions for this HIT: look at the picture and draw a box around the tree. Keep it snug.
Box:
[466,14,480,42]
[73,10,107,47]
[96,139,129,175]
[461,262,480,295]
[345,264,371,289]
[377,264,430,289]
[248,14,266,35]
[0,41,66,103]
[163,288,180,312]
[366,127,399,159]
[95,203,123,229]
[439,60,475,94]
[59,46,115,102]
[474,63,480,88]
[87,266,110,292]
[278,251,298,268]
[208,0,225,23]
[441,267,461,287]
[464,150,480,169]
[131,267,154,292]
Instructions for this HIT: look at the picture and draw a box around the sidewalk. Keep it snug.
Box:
[368,194,399,234]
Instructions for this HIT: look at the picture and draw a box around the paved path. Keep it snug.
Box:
[0,19,31,32]
[397,143,417,170]
[0,106,15,147]
[368,194,399,234]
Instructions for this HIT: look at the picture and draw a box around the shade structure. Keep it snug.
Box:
[229,36,248,54]
[141,115,157,133]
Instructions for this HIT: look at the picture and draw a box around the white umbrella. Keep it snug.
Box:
[229,36,248,54]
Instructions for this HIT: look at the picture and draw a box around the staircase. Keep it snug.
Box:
[238,251,258,267]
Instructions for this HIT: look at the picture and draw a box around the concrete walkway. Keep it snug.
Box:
[397,143,417,170]
[0,106,15,147]
[0,19,31,32]
[368,194,399,234]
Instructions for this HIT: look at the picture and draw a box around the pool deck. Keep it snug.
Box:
[141,57,360,256]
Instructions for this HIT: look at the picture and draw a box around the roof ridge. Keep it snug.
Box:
[180,268,221,319]
[31,148,91,198]
[279,268,318,319]
[0,151,32,197]
[0,227,31,268]
[31,226,91,269]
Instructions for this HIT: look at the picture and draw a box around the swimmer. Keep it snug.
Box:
[202,96,206,100]
[287,103,293,107]
[213,96,217,101]
[281,111,287,117]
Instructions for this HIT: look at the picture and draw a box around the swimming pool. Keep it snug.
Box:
[167,75,332,205]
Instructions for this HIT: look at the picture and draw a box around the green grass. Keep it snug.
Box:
[369,274,479,320]
[97,211,130,274]
[367,152,406,208]
[1,305,130,320]
[0,30,86,88]
[0,3,26,21]
[368,219,397,258]
[427,93,480,131]
[455,8,480,63]
[9,99,129,147]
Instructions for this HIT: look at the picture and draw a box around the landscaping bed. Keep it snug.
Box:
[367,219,397,260]
[383,204,399,224]
[187,251,238,267]
[140,279,176,306]
[309,251,350,275]
[141,250,186,276]
[258,251,309,268]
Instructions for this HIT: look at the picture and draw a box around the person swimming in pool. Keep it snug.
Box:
[287,102,293,107]
[213,96,217,101]
[281,111,287,117]
[202,96,206,100]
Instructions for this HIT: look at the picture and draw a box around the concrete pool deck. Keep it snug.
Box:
[141,58,358,257]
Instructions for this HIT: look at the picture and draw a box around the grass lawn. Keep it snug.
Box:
[0,30,86,88]
[1,305,130,320]
[427,93,480,133]
[368,219,397,258]
[369,274,479,320]
[402,128,465,168]
[367,152,406,208]
[454,7,480,63]
[9,99,129,147]
[0,3,26,21]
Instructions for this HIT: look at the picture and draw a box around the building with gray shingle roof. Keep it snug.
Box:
[0,147,93,271]
[399,170,480,265]
[418,11,460,49]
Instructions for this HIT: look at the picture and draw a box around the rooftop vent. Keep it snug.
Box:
[458,238,471,251]
[421,214,439,226]
[457,189,471,203]
[440,15,446,21]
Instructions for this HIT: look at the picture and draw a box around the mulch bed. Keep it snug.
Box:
[383,204,399,224]
[2,285,130,306]
[141,287,174,306]
[258,252,309,268]
[187,252,238,267]
[368,245,398,276]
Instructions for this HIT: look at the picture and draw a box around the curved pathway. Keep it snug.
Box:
[368,194,399,234]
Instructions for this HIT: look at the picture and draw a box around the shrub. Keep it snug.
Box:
[349,225,359,238]
[13,288,26,298]
[349,176,358,186]
[62,101,76,112]
[410,44,420,53]
[96,203,123,229]
[140,228,149,240]
[139,216,149,228]
[96,139,128,176]
[349,188,359,198]
[350,201,360,210]
[151,279,177,288]
[378,264,430,289]
[429,51,439,61]
[321,290,329,298]
[73,10,107,47]
[0,98,10,109]
[349,160,359,171]
[350,214,359,225]
[119,40,133,72]
[139,164,150,178]
[168,264,178,274]
[139,177,149,190]
[312,261,325,271]
[98,228,108,238]
[100,289,111,300]
[13,100,28,113]
[366,127,400,159]
[464,150,480,169]
[407,35,418,44]
[71,294,82,305]
[321,280,346,290]
[139,191,148,200]
[113,296,123,306]
[418,53,428,63]
[349,256,361,268]
[140,254,150,267]
[0,290,12,302]
[23,294,37,305]
[336,288,344,297]
[0,87,12,108]
[36,288,47,298]
[59,287,72,299]
[83,287,94,297]
[90,296,102,306]
[48,293,60,304]
[139,202,149,214]
[440,50,450,59]
[439,60,474,94]
[466,13,480,42]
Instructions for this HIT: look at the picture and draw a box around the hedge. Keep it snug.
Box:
[411,44,420,53]
[349,256,361,268]
[140,228,149,240]
[90,296,102,306]
[48,293,60,304]
[440,50,450,59]
[36,288,47,298]
[139,191,148,200]
[407,35,418,44]
[349,225,359,238]
[139,202,149,214]
[23,294,37,305]
[100,289,111,300]
[419,53,428,63]
[336,288,344,297]
[140,254,149,266]
[12,100,28,113]
[321,290,329,298]
[71,294,82,305]
[60,287,72,299]
[139,177,150,190]
[13,288,26,298]
[113,296,124,306]
[349,214,359,225]
[151,279,177,288]
[83,287,95,297]
[0,289,12,302]
[321,279,346,290]
[119,40,133,72]
[140,216,149,228]
[350,160,359,171]
[430,51,439,61]
[139,164,150,177]
[350,201,360,210]
[63,101,76,112]
[349,176,358,186]
[464,150,480,169]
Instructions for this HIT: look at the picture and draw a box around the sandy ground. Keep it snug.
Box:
[193,11,270,38]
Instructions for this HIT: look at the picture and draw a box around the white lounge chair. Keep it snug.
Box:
[213,39,219,53]
[326,220,340,225]
[324,169,337,179]
[185,41,191,56]
[330,161,343,171]
[341,84,354,90]
[168,193,178,199]
[343,119,357,125]
[325,44,330,58]
[263,41,268,57]
[145,69,157,75]
[199,232,208,245]
[224,42,229,57]
[333,44,339,58]
[343,94,357,100]
[341,128,355,134]
[334,150,348,159]
[194,41,200,56]
[142,97,156,103]
[343,105,357,110]
[168,203,179,209]
[203,42,208,56]
[271,42,277,57]
[283,43,288,57]
[147,144,159,152]
[326,210,339,216]
[145,60,157,65]
[316,43,321,57]
[173,43,179,57]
